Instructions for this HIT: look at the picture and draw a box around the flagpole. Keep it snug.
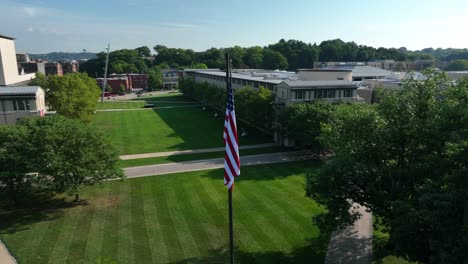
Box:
[225,51,234,264]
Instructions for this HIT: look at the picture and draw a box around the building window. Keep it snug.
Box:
[343,89,353,97]
[327,90,336,98]
[315,90,323,99]
[295,90,305,100]
[12,99,31,111]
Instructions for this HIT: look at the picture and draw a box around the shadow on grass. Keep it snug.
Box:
[169,236,329,264]
[0,196,87,235]
[198,160,323,182]
[149,105,273,151]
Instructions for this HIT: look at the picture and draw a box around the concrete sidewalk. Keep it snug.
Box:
[120,143,277,160]
[325,204,373,264]
[123,150,315,178]
[0,240,17,264]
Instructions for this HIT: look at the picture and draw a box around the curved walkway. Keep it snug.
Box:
[325,204,373,264]
[0,240,17,264]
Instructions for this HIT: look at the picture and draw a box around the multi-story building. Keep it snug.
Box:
[162,69,179,89]
[45,62,63,76]
[109,73,148,89]
[0,86,46,125]
[96,76,131,93]
[16,53,31,64]
[0,34,35,86]
[61,61,79,74]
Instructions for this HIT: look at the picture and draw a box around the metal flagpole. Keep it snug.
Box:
[225,51,234,264]
[101,43,110,103]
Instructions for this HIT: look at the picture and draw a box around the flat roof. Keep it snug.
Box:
[194,70,286,84]
[297,68,352,72]
[0,34,15,40]
[0,86,41,95]
[281,80,357,88]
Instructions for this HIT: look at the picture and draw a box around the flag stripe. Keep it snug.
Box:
[223,72,240,190]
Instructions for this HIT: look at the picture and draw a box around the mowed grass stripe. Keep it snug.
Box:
[173,178,215,257]
[152,177,185,262]
[130,180,153,263]
[242,166,319,238]
[117,182,135,264]
[99,184,120,262]
[142,178,169,263]
[164,177,201,260]
[84,186,110,263]
[45,205,86,264]
[198,170,257,251]
[28,215,66,263]
[66,204,96,264]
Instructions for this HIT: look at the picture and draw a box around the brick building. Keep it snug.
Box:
[109,73,148,89]
[45,62,63,76]
[96,76,131,94]
[61,61,79,74]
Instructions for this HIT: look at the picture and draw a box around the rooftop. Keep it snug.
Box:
[0,86,41,95]
[282,80,357,88]
[190,69,297,84]
[0,34,15,40]
[297,68,352,72]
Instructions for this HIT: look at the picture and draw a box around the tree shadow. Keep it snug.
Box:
[0,197,88,235]
[198,160,322,182]
[169,236,329,264]
[325,223,373,263]
[150,106,273,151]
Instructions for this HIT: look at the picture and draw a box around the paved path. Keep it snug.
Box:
[120,143,277,160]
[123,151,315,178]
[96,104,202,112]
[0,240,17,264]
[325,204,373,264]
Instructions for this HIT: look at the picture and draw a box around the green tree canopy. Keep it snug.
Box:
[42,73,101,123]
[262,49,288,70]
[446,59,468,70]
[0,116,123,204]
[307,71,468,263]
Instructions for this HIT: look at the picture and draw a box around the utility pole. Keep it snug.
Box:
[101,43,110,103]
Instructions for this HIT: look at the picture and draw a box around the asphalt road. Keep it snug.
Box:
[123,151,317,178]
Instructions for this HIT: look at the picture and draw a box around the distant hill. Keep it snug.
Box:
[29,52,97,62]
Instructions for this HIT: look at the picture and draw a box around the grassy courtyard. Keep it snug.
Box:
[94,106,272,155]
[0,161,329,264]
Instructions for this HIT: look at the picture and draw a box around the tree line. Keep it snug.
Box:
[80,39,468,78]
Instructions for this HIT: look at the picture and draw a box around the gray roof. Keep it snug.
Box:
[0,34,15,40]
[281,80,357,88]
[195,70,286,84]
[0,86,42,95]
[338,65,392,78]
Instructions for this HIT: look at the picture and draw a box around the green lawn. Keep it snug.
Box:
[0,162,329,264]
[119,146,286,168]
[96,101,146,110]
[94,106,273,155]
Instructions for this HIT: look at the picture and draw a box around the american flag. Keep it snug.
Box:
[223,80,240,190]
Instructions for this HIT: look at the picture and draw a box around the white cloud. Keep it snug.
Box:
[23,7,37,16]
[27,27,34,32]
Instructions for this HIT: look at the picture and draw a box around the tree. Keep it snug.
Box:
[446,59,468,70]
[0,116,124,204]
[118,84,126,95]
[42,73,101,123]
[0,126,36,205]
[147,69,162,90]
[307,71,468,263]
[28,72,47,87]
[19,116,124,202]
[262,49,288,70]
[279,101,334,147]
[243,46,263,68]
[135,46,151,57]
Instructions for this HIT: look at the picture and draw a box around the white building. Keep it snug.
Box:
[0,86,46,125]
[0,34,35,86]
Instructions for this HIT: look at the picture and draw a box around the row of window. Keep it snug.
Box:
[194,73,276,90]
[294,89,354,100]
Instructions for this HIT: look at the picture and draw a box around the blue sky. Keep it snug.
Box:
[2,0,468,53]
